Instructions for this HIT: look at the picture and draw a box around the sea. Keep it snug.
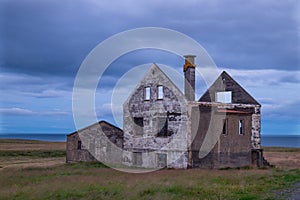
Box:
[0,134,299,148]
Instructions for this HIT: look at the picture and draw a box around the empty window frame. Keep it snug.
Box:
[77,140,82,150]
[216,91,232,103]
[156,117,168,137]
[134,117,144,136]
[157,153,167,168]
[133,152,142,166]
[157,85,164,99]
[222,119,228,135]
[239,120,243,135]
[144,86,151,100]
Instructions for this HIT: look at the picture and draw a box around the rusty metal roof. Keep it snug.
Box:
[217,109,251,114]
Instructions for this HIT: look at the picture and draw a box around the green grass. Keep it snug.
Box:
[0,163,299,200]
[0,141,299,200]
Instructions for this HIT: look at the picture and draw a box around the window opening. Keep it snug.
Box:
[157,85,163,99]
[216,91,232,103]
[222,119,227,135]
[144,87,150,100]
[239,120,243,135]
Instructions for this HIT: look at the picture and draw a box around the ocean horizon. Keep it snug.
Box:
[0,133,299,148]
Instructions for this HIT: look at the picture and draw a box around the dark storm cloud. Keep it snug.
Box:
[1,0,112,76]
[1,0,299,133]
[0,72,73,99]
[1,0,299,79]
[103,49,183,77]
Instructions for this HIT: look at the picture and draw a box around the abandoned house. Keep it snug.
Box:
[67,55,268,169]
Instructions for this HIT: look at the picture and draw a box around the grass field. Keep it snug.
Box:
[0,139,299,200]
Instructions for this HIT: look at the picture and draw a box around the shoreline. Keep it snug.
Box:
[0,137,299,148]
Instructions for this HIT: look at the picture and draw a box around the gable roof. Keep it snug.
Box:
[123,63,187,105]
[198,71,260,105]
[67,120,123,136]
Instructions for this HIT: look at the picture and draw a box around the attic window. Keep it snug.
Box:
[157,85,163,99]
[144,87,150,100]
[216,91,232,103]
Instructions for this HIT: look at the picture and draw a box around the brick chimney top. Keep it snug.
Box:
[183,55,196,72]
[183,55,196,101]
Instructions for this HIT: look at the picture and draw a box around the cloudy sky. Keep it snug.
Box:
[0,0,299,135]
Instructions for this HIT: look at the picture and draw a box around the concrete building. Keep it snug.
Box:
[66,121,123,163]
[66,55,268,169]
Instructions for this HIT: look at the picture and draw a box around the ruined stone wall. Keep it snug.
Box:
[251,105,261,149]
[66,132,96,163]
[66,121,123,165]
[123,65,189,168]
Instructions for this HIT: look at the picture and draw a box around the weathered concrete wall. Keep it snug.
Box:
[66,132,96,163]
[251,105,261,149]
[122,150,188,169]
[123,64,189,168]
[66,121,123,165]
[189,102,262,168]
[199,71,260,105]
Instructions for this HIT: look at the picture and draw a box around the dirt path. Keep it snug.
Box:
[0,139,66,170]
[0,157,65,170]
[0,139,66,151]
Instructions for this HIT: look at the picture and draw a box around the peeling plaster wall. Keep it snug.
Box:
[189,102,262,168]
[66,132,96,163]
[66,122,123,165]
[251,106,261,149]
[123,65,189,168]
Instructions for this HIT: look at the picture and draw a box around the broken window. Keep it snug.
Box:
[77,140,82,150]
[167,112,181,122]
[157,153,167,168]
[133,152,142,166]
[144,86,150,100]
[157,85,164,99]
[222,119,227,135]
[239,120,243,135]
[156,117,168,137]
[134,117,144,136]
[216,91,232,103]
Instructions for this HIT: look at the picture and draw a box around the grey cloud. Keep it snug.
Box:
[0,107,70,116]
[262,98,300,119]
[0,72,73,94]
[279,75,300,84]
[257,98,274,105]
[23,90,70,99]
[1,0,299,78]
[1,0,299,134]
[0,107,35,115]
